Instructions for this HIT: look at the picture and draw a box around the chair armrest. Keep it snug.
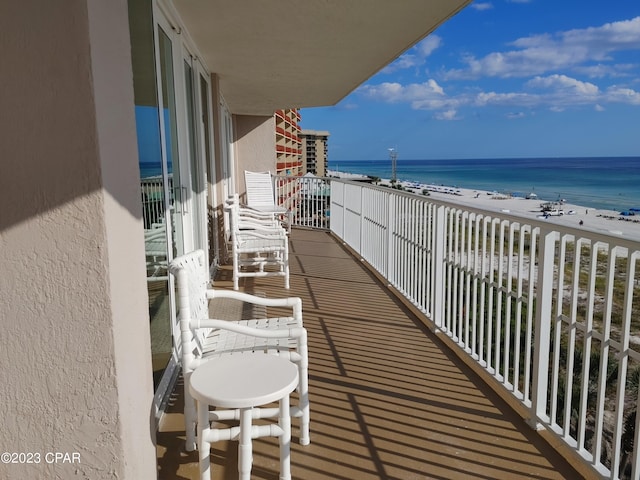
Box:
[238,207,277,220]
[236,227,287,239]
[238,218,281,231]
[245,205,289,215]
[194,318,306,340]
[206,289,302,320]
[237,219,284,232]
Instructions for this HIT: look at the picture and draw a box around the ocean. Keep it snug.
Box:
[330,157,640,212]
[140,162,167,179]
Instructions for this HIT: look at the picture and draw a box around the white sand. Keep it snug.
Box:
[402,182,640,242]
[328,171,640,242]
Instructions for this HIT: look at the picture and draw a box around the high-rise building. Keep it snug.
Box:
[300,130,330,177]
[275,109,302,176]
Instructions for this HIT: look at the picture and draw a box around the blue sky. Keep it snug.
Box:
[300,0,640,161]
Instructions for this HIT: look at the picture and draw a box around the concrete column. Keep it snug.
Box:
[0,1,156,478]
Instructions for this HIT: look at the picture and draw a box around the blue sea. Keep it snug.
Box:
[330,157,640,212]
[140,162,165,178]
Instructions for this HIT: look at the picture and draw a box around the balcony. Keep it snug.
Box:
[156,177,640,479]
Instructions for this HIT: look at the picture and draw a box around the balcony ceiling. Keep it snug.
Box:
[170,0,471,115]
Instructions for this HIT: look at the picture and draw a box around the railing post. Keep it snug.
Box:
[433,205,446,329]
[529,227,555,429]
[342,182,347,242]
[386,193,395,282]
[360,184,365,256]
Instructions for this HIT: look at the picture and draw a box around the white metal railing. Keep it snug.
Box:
[274,175,331,230]
[141,175,171,229]
[276,175,640,480]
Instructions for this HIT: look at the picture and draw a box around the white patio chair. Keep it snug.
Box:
[169,250,310,452]
[226,193,283,231]
[238,205,283,228]
[225,195,290,290]
[144,222,168,281]
[244,170,292,232]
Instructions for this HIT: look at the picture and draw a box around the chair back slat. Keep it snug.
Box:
[169,250,210,369]
[245,171,276,208]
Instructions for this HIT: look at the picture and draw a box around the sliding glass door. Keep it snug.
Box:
[198,69,218,263]
[181,52,210,266]
[129,0,215,409]
[128,0,179,393]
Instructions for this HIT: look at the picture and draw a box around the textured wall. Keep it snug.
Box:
[234,115,277,196]
[0,1,155,478]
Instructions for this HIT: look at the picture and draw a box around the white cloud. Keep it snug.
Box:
[526,74,599,96]
[506,112,526,119]
[416,36,442,57]
[446,16,640,79]
[523,75,640,106]
[358,80,448,107]
[595,104,605,111]
[360,13,640,116]
[359,74,640,113]
[606,86,640,105]
[562,17,640,54]
[474,91,539,107]
[471,2,493,11]
[573,63,637,78]
[434,110,460,121]
[382,35,442,73]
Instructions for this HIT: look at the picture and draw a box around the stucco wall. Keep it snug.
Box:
[233,115,277,197]
[0,1,156,478]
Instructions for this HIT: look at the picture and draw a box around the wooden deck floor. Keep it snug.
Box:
[156,228,585,480]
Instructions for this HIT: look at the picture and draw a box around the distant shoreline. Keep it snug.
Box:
[329,157,640,213]
[328,170,640,242]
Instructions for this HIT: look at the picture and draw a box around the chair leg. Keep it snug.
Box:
[283,244,290,289]
[238,407,253,480]
[279,395,292,480]
[232,248,239,290]
[184,382,197,452]
[297,363,310,446]
[197,400,211,480]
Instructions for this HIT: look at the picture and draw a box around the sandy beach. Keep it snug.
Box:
[329,171,640,242]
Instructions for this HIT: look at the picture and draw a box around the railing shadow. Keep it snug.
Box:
[155,228,585,480]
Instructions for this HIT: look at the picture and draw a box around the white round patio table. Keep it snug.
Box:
[189,354,299,480]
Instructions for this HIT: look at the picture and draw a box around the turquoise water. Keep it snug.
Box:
[330,157,640,212]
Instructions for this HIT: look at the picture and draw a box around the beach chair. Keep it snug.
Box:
[244,170,292,232]
[225,195,290,290]
[169,249,310,452]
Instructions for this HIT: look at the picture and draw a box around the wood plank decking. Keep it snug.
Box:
[156,228,584,480]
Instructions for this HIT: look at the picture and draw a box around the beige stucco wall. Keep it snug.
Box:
[233,115,277,198]
[0,1,156,478]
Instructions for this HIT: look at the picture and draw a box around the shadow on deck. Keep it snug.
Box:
[156,228,585,480]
